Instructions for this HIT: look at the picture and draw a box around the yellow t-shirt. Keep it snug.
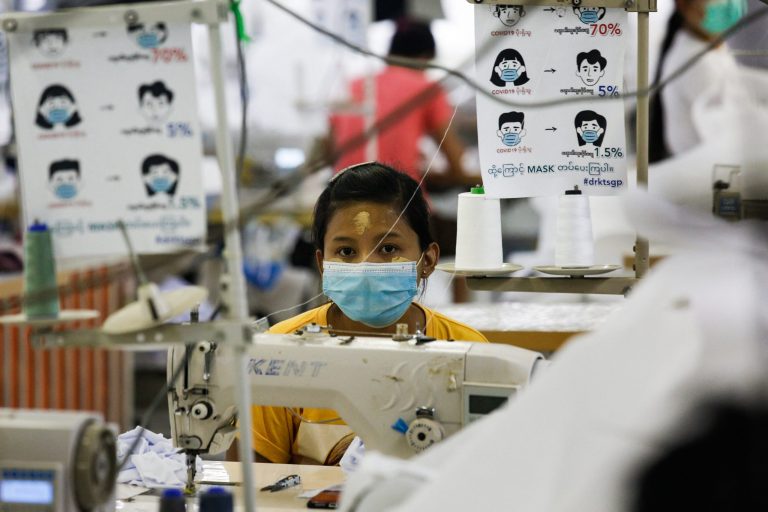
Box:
[251,302,488,464]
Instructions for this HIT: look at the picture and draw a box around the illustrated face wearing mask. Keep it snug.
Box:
[130,23,167,49]
[497,121,526,147]
[48,165,80,200]
[577,119,604,144]
[495,58,525,83]
[39,94,75,125]
[318,202,438,329]
[143,162,178,195]
[574,7,606,24]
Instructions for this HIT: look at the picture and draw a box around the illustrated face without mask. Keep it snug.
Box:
[322,259,420,328]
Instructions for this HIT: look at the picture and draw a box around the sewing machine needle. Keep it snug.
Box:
[184,452,197,495]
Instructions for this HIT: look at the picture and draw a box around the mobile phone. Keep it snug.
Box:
[306,489,341,509]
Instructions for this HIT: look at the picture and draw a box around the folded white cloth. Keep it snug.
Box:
[117,427,203,488]
[339,436,365,474]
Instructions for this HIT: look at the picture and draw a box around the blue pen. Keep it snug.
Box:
[260,474,301,492]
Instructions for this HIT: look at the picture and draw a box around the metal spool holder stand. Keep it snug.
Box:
[0,0,257,508]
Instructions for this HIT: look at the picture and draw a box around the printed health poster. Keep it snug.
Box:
[475,4,628,198]
[8,20,206,257]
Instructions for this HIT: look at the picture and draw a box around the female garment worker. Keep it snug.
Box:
[649,0,746,162]
[251,162,488,465]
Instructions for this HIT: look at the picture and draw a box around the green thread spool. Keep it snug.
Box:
[23,222,60,318]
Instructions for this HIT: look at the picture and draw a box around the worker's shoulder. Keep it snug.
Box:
[268,304,330,334]
[379,66,441,89]
[422,305,488,343]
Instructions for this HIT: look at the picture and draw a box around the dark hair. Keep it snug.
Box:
[576,49,607,70]
[498,111,525,129]
[574,110,607,146]
[490,48,530,87]
[141,154,180,197]
[35,84,81,130]
[312,162,434,253]
[388,19,435,59]
[49,159,79,178]
[33,29,67,45]
[38,84,75,106]
[633,400,768,511]
[138,81,174,103]
[649,10,684,164]
[492,5,526,18]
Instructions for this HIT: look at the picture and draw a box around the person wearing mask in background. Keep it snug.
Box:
[649,0,747,163]
[248,163,488,465]
[328,19,477,190]
[328,20,480,304]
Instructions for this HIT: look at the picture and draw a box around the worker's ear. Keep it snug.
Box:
[420,242,440,279]
[315,249,324,275]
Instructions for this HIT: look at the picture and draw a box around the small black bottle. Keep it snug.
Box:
[199,487,234,512]
[159,489,186,512]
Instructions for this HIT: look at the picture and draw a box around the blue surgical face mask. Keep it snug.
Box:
[579,10,599,24]
[244,261,283,291]
[322,260,418,328]
[138,33,159,48]
[151,177,172,192]
[701,0,746,35]
[500,68,519,82]
[581,129,599,143]
[47,108,70,124]
[502,132,520,146]
[54,183,77,199]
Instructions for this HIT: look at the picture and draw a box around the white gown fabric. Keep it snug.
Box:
[660,31,736,156]
[341,191,768,512]
[650,54,768,215]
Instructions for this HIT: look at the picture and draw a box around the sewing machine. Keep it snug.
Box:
[0,409,117,512]
[168,330,546,490]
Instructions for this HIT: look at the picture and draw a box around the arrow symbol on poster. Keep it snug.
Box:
[544,68,556,73]
[544,7,556,12]
[545,127,557,132]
